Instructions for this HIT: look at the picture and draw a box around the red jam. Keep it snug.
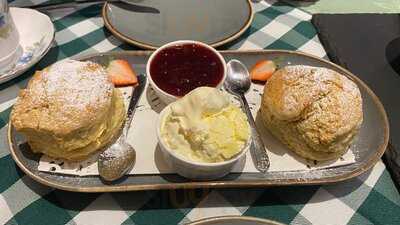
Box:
[150,43,224,97]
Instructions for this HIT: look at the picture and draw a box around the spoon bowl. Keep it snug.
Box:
[224,60,251,95]
[98,137,136,181]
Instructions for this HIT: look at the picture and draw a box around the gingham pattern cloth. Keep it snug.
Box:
[1,0,400,224]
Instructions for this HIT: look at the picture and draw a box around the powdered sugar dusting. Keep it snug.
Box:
[43,60,112,111]
[268,65,362,122]
[100,142,131,161]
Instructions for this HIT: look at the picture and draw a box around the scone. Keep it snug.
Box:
[260,65,363,161]
[11,60,125,161]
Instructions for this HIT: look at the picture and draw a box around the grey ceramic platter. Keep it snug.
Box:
[187,216,285,225]
[8,50,389,192]
[102,0,253,49]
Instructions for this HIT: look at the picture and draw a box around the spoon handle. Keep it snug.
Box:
[239,94,270,173]
[122,74,147,137]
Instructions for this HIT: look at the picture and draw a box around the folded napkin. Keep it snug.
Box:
[312,14,400,187]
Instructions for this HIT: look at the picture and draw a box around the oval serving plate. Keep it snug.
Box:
[102,0,253,49]
[8,50,389,192]
[188,216,285,225]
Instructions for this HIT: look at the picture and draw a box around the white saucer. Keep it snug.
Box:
[0,8,55,84]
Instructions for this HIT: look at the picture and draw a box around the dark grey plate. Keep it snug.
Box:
[102,0,253,49]
[8,50,389,192]
[187,216,285,225]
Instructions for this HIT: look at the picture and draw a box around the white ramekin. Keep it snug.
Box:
[147,40,227,104]
[156,106,250,180]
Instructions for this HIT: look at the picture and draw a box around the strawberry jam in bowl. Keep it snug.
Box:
[147,40,226,103]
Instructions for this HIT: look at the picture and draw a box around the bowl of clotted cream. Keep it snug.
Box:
[156,86,251,180]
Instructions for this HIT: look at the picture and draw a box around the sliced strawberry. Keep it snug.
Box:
[107,59,138,87]
[250,60,277,82]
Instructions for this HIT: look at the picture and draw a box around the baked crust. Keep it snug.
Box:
[11,60,125,161]
[261,65,363,161]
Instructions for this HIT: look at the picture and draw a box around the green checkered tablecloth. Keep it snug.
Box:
[1,1,400,224]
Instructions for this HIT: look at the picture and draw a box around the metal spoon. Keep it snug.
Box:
[224,60,270,173]
[98,74,147,181]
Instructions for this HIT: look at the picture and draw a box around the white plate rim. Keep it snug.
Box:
[0,7,55,84]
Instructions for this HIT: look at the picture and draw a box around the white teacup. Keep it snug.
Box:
[0,1,20,73]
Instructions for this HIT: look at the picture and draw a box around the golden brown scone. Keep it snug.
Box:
[11,60,125,161]
[260,65,363,161]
